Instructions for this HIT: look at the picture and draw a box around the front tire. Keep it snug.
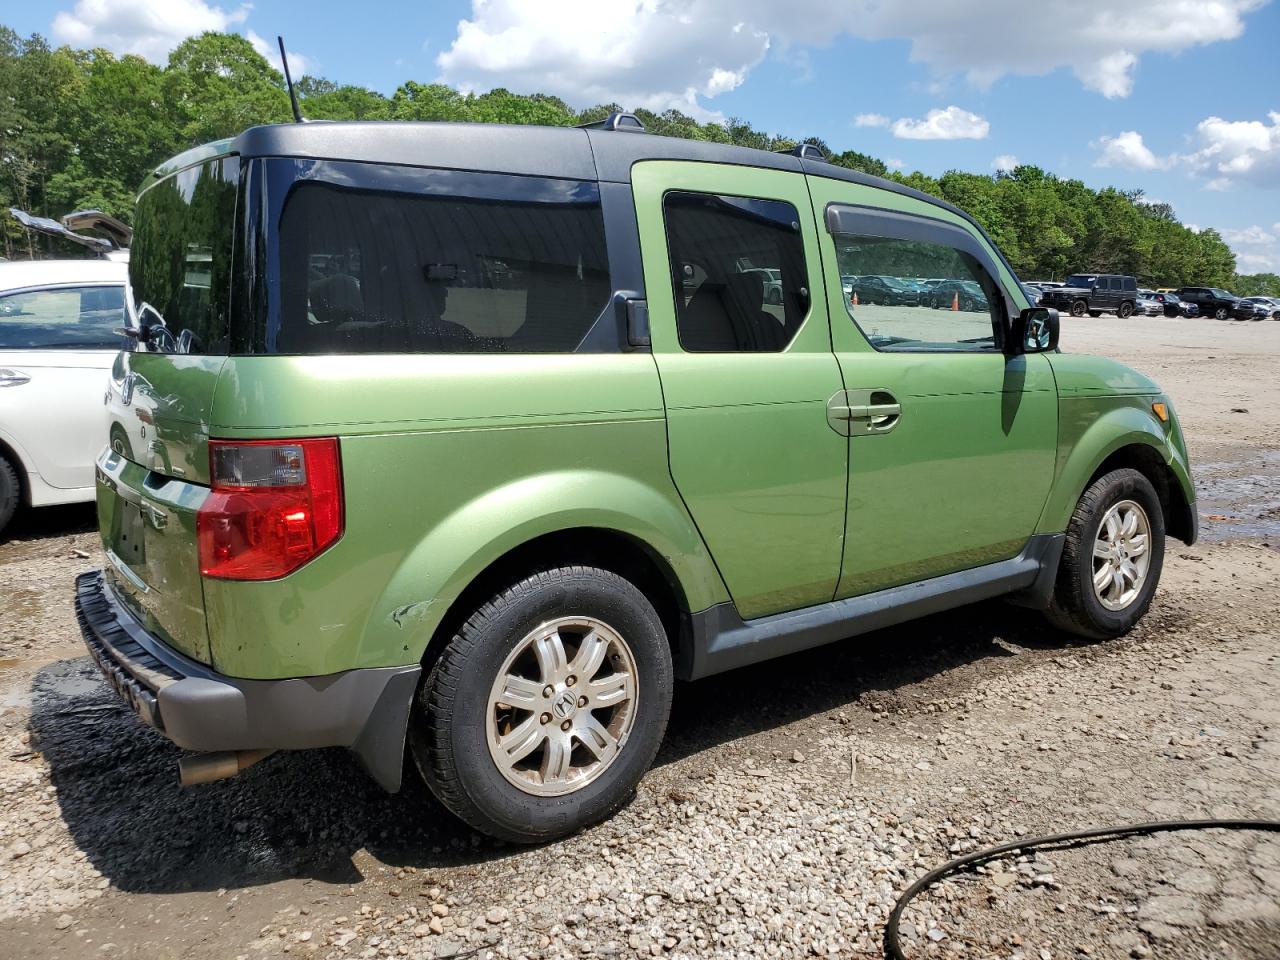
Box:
[1071,300,1088,318]
[410,565,673,843]
[0,456,19,536]
[1214,307,1229,320]
[1045,468,1165,640]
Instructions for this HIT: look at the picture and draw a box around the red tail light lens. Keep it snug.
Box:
[197,438,343,580]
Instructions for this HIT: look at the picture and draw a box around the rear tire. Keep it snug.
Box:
[1044,468,1165,641]
[0,456,19,536]
[410,565,673,843]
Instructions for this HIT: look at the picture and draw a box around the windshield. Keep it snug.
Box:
[0,284,127,349]
[1063,274,1098,288]
[877,276,912,291]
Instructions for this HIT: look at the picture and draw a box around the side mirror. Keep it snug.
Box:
[1012,307,1059,354]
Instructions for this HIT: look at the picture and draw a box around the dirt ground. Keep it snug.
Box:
[0,314,1277,960]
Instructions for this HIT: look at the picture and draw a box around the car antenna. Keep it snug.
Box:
[277,35,304,123]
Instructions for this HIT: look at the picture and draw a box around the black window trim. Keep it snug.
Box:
[823,203,1014,354]
[660,187,814,355]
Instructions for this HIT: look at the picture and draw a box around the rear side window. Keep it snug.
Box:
[662,191,808,353]
[130,157,239,353]
[272,163,610,354]
[0,285,126,349]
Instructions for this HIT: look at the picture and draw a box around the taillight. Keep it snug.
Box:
[197,438,343,580]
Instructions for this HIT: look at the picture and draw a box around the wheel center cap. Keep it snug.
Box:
[552,689,578,721]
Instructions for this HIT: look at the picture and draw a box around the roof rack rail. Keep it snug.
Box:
[578,112,646,133]
[776,143,827,161]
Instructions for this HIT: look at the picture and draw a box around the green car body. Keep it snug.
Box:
[78,118,1195,836]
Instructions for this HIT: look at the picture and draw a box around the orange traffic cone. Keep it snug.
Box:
[951,291,959,311]
[852,291,858,306]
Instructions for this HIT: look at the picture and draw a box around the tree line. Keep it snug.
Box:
[2,27,1275,295]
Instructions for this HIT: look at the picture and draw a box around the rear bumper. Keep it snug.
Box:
[74,571,421,791]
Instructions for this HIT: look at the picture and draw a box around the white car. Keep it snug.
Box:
[0,259,132,533]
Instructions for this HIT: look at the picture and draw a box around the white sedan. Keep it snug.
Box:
[0,259,132,534]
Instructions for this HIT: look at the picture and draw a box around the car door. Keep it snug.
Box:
[807,179,1058,597]
[632,161,847,619]
[0,283,127,489]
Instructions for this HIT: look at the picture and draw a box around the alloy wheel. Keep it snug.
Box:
[487,616,638,797]
[1091,499,1152,611]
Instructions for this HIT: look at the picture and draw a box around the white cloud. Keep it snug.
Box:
[1092,131,1171,170]
[1181,112,1280,189]
[50,0,311,73]
[1220,225,1275,245]
[52,0,248,62]
[854,113,889,128]
[247,31,312,77]
[1222,224,1280,273]
[887,158,905,170]
[891,105,989,140]
[435,0,1266,114]
[992,154,1018,172]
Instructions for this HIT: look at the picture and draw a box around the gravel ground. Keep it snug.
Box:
[0,314,1277,960]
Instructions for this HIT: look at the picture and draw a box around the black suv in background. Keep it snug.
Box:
[1176,287,1253,321]
[1041,274,1138,318]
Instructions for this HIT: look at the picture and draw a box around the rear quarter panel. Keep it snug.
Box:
[203,354,727,679]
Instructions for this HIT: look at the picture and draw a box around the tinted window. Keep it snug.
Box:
[0,285,126,349]
[663,192,808,353]
[1123,277,1136,291]
[833,233,1002,352]
[1064,274,1097,288]
[130,157,239,353]
[273,164,610,354]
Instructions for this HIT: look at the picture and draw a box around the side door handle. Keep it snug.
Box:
[827,389,902,436]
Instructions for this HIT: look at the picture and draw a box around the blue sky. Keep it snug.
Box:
[11,0,1280,273]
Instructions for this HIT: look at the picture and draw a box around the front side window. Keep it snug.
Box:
[0,285,126,350]
[662,191,808,353]
[130,157,239,353]
[833,233,1003,352]
[272,163,610,354]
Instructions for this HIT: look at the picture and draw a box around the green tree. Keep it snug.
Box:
[164,32,291,143]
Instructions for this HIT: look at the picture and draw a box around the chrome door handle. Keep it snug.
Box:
[0,368,31,388]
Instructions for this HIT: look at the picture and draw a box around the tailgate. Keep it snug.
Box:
[95,353,224,664]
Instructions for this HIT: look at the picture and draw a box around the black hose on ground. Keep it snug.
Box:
[884,818,1280,960]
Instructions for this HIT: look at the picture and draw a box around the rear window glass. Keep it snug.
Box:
[130,157,239,353]
[0,285,126,349]
[272,164,611,354]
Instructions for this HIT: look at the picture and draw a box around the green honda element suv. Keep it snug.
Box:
[77,114,1196,843]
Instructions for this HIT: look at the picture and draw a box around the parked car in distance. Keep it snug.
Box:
[841,274,858,297]
[928,278,989,311]
[0,259,131,534]
[849,274,920,305]
[1146,291,1197,318]
[1239,296,1280,321]
[77,118,1197,844]
[1133,294,1163,317]
[1022,283,1044,306]
[1176,286,1253,321]
[1029,280,1063,289]
[1040,273,1138,318]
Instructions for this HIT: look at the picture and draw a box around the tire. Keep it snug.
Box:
[410,565,673,843]
[1071,300,1088,318]
[1117,301,1134,319]
[1044,468,1165,641]
[1214,307,1229,320]
[0,456,18,536]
